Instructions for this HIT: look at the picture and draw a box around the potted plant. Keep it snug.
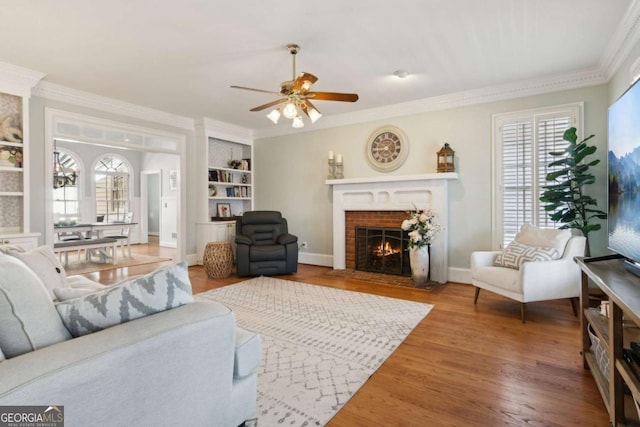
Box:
[539,127,607,256]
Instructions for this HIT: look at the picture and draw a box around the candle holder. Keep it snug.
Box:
[327,158,336,179]
[335,161,344,179]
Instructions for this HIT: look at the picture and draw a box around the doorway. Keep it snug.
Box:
[140,170,161,245]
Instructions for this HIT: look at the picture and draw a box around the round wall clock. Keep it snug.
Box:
[365,125,409,172]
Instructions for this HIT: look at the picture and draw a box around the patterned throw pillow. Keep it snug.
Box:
[56,262,193,337]
[494,241,560,270]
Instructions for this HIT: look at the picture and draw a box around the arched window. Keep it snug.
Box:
[53,149,81,223]
[95,154,130,223]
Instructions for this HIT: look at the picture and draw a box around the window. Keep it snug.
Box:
[95,154,130,223]
[52,149,81,222]
[493,103,582,248]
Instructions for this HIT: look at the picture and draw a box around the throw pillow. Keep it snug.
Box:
[515,224,572,254]
[0,256,72,359]
[7,245,70,300]
[0,347,4,362]
[56,262,193,337]
[494,241,561,270]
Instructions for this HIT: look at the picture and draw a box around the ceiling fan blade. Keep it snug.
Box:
[292,72,318,92]
[300,100,317,116]
[249,98,287,112]
[307,91,359,102]
[230,85,282,96]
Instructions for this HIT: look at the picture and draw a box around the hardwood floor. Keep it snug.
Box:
[72,250,609,426]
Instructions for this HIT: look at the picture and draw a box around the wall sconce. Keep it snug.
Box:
[437,142,455,173]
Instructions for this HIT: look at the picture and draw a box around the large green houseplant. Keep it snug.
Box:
[539,127,607,256]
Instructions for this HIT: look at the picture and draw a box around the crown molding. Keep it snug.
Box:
[195,117,254,144]
[0,61,45,97]
[600,0,640,79]
[32,80,195,130]
[254,68,608,139]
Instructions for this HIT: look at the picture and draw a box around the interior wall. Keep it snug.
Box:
[254,84,610,269]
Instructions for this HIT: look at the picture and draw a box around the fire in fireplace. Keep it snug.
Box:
[355,227,410,276]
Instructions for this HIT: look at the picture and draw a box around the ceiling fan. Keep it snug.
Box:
[231,44,359,128]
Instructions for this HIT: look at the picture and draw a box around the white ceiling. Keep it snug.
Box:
[1,0,635,133]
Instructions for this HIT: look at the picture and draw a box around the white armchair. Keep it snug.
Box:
[470,225,586,323]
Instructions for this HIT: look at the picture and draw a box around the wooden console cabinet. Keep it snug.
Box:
[578,257,640,426]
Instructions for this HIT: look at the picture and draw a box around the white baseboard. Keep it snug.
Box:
[160,241,177,248]
[299,252,333,267]
[448,267,472,284]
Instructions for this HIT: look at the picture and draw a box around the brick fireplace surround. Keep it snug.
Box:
[327,173,458,284]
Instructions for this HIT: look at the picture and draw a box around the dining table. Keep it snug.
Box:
[54,222,137,263]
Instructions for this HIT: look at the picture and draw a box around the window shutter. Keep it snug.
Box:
[501,121,533,247]
[536,116,572,228]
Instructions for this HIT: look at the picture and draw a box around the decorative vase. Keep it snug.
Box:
[409,245,430,286]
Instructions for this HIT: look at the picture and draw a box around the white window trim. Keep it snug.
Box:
[491,102,584,249]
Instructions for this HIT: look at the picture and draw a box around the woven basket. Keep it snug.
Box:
[203,241,233,278]
[588,324,609,381]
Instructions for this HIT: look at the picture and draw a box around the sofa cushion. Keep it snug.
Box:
[56,262,194,337]
[515,224,572,254]
[0,256,72,358]
[494,240,560,270]
[6,245,70,299]
[0,347,4,362]
[234,327,262,378]
[473,265,521,293]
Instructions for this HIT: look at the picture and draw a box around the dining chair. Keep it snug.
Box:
[110,212,134,258]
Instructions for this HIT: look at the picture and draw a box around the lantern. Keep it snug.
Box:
[437,142,455,173]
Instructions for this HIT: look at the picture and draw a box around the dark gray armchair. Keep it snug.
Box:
[235,211,298,277]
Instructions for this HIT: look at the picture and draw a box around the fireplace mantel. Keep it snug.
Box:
[327,172,458,283]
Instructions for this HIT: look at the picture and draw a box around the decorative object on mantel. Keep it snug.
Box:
[437,142,455,173]
[327,150,336,179]
[335,153,344,179]
[366,125,409,172]
[401,207,443,286]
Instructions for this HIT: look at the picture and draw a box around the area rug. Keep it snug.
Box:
[326,268,440,290]
[64,254,172,275]
[196,276,433,426]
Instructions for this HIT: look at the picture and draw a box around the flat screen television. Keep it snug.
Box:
[608,77,640,274]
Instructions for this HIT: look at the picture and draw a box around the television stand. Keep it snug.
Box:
[576,257,640,425]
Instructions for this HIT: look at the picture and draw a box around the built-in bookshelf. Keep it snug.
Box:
[0,65,44,248]
[194,119,254,264]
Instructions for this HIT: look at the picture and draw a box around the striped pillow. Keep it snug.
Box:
[56,262,193,337]
[494,241,560,269]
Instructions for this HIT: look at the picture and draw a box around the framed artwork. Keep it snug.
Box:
[217,203,231,218]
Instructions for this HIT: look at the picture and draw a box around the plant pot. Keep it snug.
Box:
[409,245,430,286]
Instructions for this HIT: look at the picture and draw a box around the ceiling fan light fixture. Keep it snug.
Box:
[308,107,322,123]
[393,69,410,79]
[283,102,298,119]
[266,108,281,124]
[292,115,304,128]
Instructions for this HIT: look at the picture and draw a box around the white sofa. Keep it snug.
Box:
[471,225,586,322]
[0,247,260,427]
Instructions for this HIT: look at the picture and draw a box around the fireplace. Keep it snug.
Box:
[327,173,458,284]
[355,227,410,276]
